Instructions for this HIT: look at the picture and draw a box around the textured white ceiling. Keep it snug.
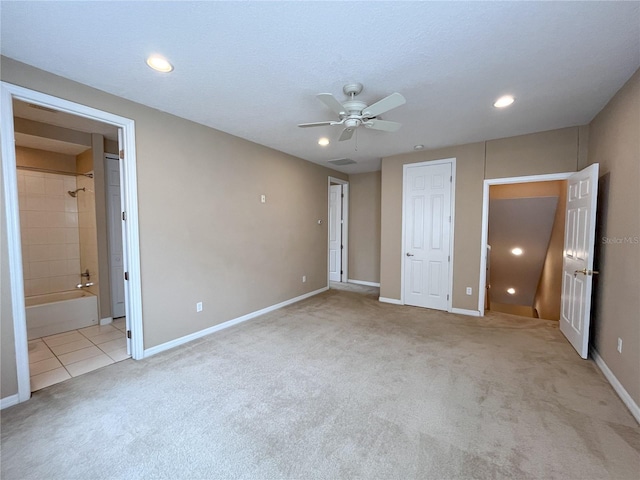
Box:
[2,1,638,173]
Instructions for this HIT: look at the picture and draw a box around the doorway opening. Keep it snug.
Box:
[486,180,568,320]
[328,176,348,284]
[478,173,572,318]
[1,82,143,406]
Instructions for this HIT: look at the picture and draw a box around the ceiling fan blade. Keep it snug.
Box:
[317,93,345,116]
[362,92,406,117]
[298,121,334,128]
[365,119,402,132]
[338,128,354,142]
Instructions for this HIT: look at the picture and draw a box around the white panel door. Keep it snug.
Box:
[106,157,125,318]
[329,184,342,282]
[560,164,599,358]
[404,163,452,310]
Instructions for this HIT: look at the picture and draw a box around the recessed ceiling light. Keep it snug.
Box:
[507,288,516,295]
[146,55,174,73]
[511,247,523,256]
[318,137,330,146]
[414,144,424,150]
[494,95,515,108]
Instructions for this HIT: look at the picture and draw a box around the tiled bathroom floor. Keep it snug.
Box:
[28,318,129,392]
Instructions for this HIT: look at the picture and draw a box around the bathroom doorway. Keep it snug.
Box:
[1,83,143,405]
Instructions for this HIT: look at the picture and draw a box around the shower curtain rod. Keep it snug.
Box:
[16,166,93,178]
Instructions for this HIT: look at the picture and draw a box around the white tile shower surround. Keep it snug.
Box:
[17,170,82,297]
[28,318,129,392]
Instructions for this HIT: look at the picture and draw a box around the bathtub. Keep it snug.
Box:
[25,290,99,340]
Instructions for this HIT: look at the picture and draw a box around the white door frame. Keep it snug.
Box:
[477,172,572,316]
[327,176,348,284]
[0,82,144,405]
[401,158,456,310]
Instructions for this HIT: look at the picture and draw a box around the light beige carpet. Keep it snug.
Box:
[1,283,639,479]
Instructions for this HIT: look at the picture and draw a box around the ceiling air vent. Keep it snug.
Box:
[328,158,356,166]
[27,103,58,113]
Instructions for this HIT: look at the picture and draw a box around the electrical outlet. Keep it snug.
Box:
[260,194,266,203]
[466,287,472,295]
[617,337,622,353]
[302,275,306,283]
[196,302,203,313]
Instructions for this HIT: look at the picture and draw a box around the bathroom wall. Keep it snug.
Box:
[16,165,81,297]
[76,150,99,298]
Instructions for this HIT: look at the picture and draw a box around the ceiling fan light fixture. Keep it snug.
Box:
[146,55,174,73]
[414,144,424,150]
[318,137,330,146]
[511,247,523,256]
[494,95,515,108]
[507,287,516,295]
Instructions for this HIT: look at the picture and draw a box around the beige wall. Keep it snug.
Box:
[348,172,381,284]
[14,117,92,149]
[587,68,640,406]
[1,57,346,401]
[381,142,486,307]
[485,127,580,179]
[380,128,583,309]
[15,146,77,174]
[90,134,112,320]
[533,182,566,321]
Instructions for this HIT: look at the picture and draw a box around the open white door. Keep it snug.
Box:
[329,184,342,282]
[560,163,599,358]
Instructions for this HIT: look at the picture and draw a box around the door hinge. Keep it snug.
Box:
[124,272,129,281]
[127,330,131,339]
[450,176,452,183]
[448,255,450,262]
[122,211,127,221]
[449,215,451,223]
[119,149,124,159]
[341,245,343,249]
[340,270,343,275]
[341,193,344,198]
[447,294,450,300]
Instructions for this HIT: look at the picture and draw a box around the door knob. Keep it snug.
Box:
[574,268,600,277]
[406,253,414,257]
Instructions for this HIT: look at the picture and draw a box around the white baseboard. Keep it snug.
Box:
[100,317,113,326]
[347,279,380,287]
[451,308,481,317]
[1,393,20,410]
[591,348,640,424]
[143,287,329,358]
[379,296,403,305]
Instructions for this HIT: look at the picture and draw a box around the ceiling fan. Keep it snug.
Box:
[298,83,406,141]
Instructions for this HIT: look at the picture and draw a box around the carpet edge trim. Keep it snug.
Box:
[591,347,640,424]
[143,286,329,358]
